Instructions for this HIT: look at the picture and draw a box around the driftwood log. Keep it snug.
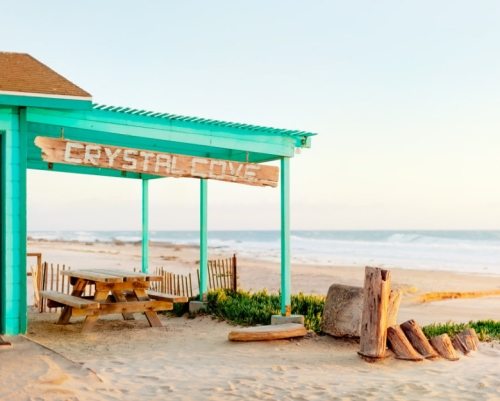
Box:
[430,334,460,361]
[387,325,424,361]
[458,328,479,351]
[359,267,391,361]
[387,289,402,327]
[400,320,439,359]
[452,335,470,355]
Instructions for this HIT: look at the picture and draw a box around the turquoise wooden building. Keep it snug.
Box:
[0,52,315,335]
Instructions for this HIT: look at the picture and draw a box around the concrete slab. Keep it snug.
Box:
[189,301,208,313]
[271,314,305,325]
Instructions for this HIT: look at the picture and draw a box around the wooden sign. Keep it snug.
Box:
[34,136,279,187]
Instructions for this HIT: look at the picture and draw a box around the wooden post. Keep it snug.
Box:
[199,179,208,301]
[387,289,402,327]
[452,335,470,355]
[359,266,391,361]
[232,254,238,291]
[280,157,291,316]
[387,325,424,361]
[141,179,149,273]
[430,334,460,361]
[400,320,439,359]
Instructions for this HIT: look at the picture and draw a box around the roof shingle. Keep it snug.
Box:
[0,52,91,98]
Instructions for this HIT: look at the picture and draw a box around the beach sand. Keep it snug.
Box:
[5,238,499,400]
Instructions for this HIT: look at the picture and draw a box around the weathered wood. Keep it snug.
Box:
[133,288,163,327]
[85,268,161,282]
[95,281,149,292]
[430,334,460,361]
[112,291,135,320]
[458,328,479,351]
[147,291,188,303]
[58,278,88,325]
[359,267,391,360]
[62,269,123,283]
[97,300,172,314]
[400,319,439,359]
[232,254,238,291]
[81,289,113,333]
[452,335,470,355]
[387,289,402,327]
[41,291,100,309]
[228,323,307,342]
[35,136,279,187]
[387,325,424,361]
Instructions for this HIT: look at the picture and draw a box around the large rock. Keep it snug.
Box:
[321,284,363,337]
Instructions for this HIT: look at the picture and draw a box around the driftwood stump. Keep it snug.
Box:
[400,320,439,359]
[430,334,459,361]
[458,328,479,351]
[359,267,391,361]
[387,289,402,327]
[452,335,470,355]
[387,325,424,361]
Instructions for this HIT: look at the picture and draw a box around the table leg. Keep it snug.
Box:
[81,289,110,333]
[133,288,163,327]
[57,278,87,325]
[112,290,135,320]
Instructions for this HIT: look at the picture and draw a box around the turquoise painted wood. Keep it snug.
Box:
[0,94,92,110]
[0,96,314,335]
[142,179,149,273]
[280,157,291,316]
[0,107,27,334]
[199,179,208,301]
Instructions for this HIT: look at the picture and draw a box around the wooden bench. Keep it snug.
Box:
[147,291,189,304]
[41,290,100,310]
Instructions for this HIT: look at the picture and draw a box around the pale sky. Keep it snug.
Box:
[2,1,500,230]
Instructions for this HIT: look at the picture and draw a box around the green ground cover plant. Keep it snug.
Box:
[205,289,500,341]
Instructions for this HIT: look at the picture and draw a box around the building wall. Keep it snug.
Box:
[0,107,27,335]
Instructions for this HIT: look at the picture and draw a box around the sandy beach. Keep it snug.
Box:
[2,238,499,401]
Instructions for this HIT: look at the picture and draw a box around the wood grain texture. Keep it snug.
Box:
[359,267,391,360]
[35,136,279,187]
[387,325,424,361]
[228,323,307,342]
[430,334,460,361]
[400,319,439,359]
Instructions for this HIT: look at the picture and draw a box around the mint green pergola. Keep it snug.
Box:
[0,53,315,335]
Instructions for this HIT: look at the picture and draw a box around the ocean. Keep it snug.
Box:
[28,230,500,275]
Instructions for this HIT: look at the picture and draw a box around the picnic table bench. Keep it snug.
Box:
[40,269,187,332]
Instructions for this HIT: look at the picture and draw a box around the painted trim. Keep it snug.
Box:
[0,95,92,110]
[199,179,208,301]
[141,180,149,273]
[0,90,92,101]
[280,157,291,316]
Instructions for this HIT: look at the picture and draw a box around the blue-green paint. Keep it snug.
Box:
[142,179,149,273]
[199,179,208,301]
[0,94,91,110]
[0,107,27,334]
[280,157,291,316]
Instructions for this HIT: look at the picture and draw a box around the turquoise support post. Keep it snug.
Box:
[141,179,149,273]
[280,157,291,316]
[199,179,208,301]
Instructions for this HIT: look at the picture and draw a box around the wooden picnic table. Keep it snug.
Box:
[41,269,173,332]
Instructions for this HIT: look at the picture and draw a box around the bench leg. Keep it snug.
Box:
[133,288,163,328]
[112,291,135,320]
[57,278,87,325]
[81,289,109,333]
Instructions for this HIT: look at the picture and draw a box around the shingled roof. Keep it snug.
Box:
[0,52,91,99]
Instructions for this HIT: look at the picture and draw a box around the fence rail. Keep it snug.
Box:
[30,254,238,313]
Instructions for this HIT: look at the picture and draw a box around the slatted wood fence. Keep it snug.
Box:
[31,254,238,313]
[197,254,238,291]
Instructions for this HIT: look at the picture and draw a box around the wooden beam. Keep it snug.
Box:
[34,136,279,187]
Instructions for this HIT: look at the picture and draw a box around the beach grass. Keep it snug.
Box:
[206,289,324,332]
[206,289,500,340]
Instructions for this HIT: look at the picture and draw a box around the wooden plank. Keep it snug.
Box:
[133,288,163,327]
[84,269,161,282]
[61,269,123,283]
[41,291,99,309]
[35,136,280,187]
[57,278,89,324]
[95,281,149,292]
[147,291,189,303]
[228,323,307,342]
[98,300,173,314]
